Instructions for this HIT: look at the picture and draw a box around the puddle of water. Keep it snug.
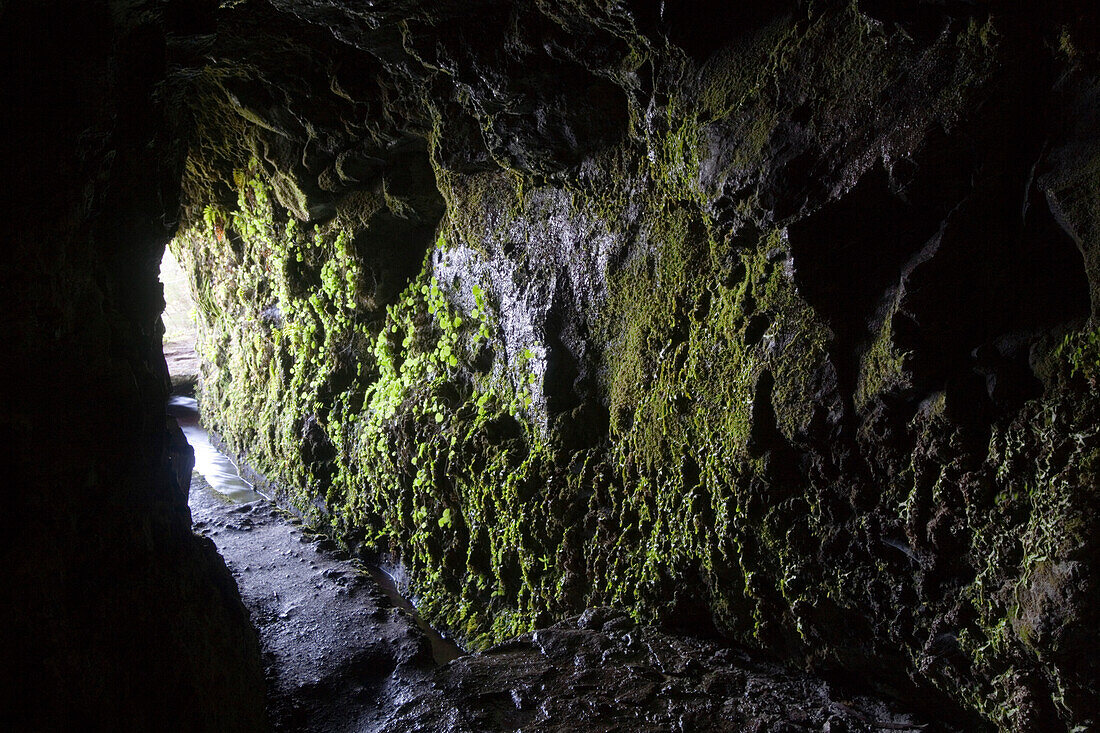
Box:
[364,564,464,666]
[168,396,266,503]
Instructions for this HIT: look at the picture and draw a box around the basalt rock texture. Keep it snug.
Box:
[191,460,933,733]
[168,0,1100,729]
[188,473,439,733]
[1,2,265,729]
[388,608,930,733]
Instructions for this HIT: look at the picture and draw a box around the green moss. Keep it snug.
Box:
[1057,26,1078,60]
[267,168,311,222]
[176,162,577,644]
[942,385,1100,725]
[178,1,1010,661]
[589,177,834,646]
[695,19,792,122]
[1055,325,1100,390]
[855,301,912,412]
[331,294,558,644]
[167,6,1098,726]
[433,167,529,254]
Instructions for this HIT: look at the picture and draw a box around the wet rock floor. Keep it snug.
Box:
[190,476,439,731]
[190,469,939,733]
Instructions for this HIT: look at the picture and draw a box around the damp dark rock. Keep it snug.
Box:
[6,0,1100,730]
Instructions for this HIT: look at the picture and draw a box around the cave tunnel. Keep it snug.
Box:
[4,0,1100,731]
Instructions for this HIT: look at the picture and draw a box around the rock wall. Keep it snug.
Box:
[171,1,1100,728]
[1,1,266,728]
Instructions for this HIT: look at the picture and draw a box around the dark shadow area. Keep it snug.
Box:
[1,1,268,728]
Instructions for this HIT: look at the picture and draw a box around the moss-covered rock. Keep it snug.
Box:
[170,0,1100,727]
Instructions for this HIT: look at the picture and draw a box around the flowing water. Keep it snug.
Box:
[169,393,463,669]
[169,396,266,503]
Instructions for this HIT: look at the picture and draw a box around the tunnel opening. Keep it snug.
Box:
[160,243,267,501]
[160,244,200,396]
[159,160,468,686]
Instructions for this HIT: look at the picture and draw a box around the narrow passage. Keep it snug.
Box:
[173,396,457,731]
[172,390,936,732]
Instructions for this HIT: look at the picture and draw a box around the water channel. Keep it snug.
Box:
[168,394,462,666]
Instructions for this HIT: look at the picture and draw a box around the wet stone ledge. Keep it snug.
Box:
[191,470,934,732]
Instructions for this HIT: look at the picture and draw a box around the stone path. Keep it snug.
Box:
[190,474,449,731]
[189,466,939,732]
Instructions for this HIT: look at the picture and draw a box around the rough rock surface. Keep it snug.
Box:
[3,0,1090,728]
[388,610,933,733]
[164,338,202,394]
[2,1,266,728]
[166,0,1100,729]
[190,458,935,732]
